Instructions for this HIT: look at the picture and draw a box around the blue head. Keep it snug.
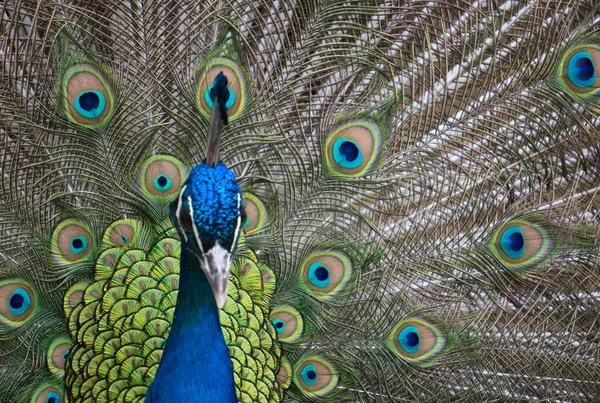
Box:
[171,72,245,308]
[171,162,245,308]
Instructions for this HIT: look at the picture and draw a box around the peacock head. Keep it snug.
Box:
[170,162,245,308]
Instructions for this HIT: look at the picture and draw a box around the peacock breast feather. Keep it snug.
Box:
[62,215,283,403]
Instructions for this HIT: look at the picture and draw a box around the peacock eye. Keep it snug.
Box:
[52,220,94,263]
[333,138,363,169]
[46,391,61,403]
[8,288,30,315]
[300,251,353,300]
[103,220,139,248]
[569,52,594,86]
[155,175,172,191]
[140,156,186,199]
[62,64,114,128]
[196,58,247,121]
[31,384,63,403]
[293,356,339,397]
[390,319,446,362]
[499,226,525,258]
[0,280,37,327]
[490,219,553,271]
[270,305,304,343]
[560,45,600,97]
[241,193,267,232]
[75,91,105,118]
[47,337,72,377]
[325,120,383,177]
[70,236,88,254]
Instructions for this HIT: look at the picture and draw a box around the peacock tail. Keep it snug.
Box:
[1,0,600,402]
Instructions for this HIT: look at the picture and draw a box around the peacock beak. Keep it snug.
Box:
[205,269,229,309]
[198,241,231,309]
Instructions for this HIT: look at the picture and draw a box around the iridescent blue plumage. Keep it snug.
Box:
[146,160,243,402]
[145,245,237,403]
[147,73,243,402]
[183,162,243,252]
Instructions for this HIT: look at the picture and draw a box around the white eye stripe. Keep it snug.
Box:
[187,195,209,270]
[230,192,243,259]
[175,185,188,243]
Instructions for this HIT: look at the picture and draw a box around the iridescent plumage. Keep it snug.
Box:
[1,1,599,402]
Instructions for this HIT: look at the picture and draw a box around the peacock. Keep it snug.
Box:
[1,0,600,401]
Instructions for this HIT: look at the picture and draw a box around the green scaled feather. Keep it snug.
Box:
[1,1,600,403]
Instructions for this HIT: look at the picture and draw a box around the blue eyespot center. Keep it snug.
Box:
[63,349,70,361]
[74,90,106,119]
[399,325,421,353]
[333,138,363,169]
[79,92,99,111]
[243,218,250,228]
[272,318,285,333]
[70,236,88,254]
[568,51,596,88]
[500,226,526,259]
[315,266,329,281]
[47,391,61,403]
[204,87,236,110]
[576,57,594,81]
[340,141,359,161]
[8,288,31,316]
[120,235,129,244]
[405,331,419,347]
[301,364,318,386]
[508,232,524,252]
[153,174,173,192]
[10,293,24,309]
[308,262,331,288]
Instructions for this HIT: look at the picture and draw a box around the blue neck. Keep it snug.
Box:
[145,247,237,402]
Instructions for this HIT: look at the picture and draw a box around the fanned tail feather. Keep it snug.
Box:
[1,1,599,402]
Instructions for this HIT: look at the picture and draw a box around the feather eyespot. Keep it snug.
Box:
[47,337,72,377]
[333,138,363,168]
[32,384,63,403]
[0,280,37,326]
[103,220,140,248]
[52,220,94,264]
[560,44,600,97]
[242,193,267,232]
[140,156,186,198]
[390,319,445,362]
[196,58,246,121]
[270,305,304,343]
[490,219,553,271]
[325,120,382,177]
[8,288,30,316]
[300,251,353,300]
[62,64,114,127]
[293,356,339,397]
